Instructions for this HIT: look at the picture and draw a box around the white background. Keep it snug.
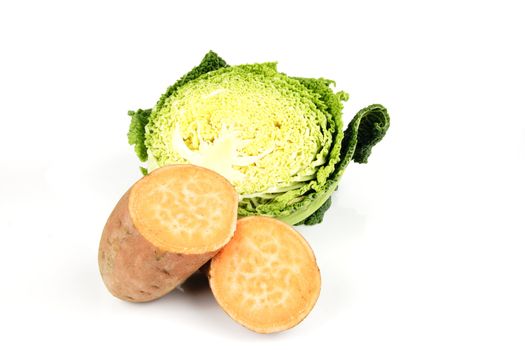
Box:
[1,0,524,349]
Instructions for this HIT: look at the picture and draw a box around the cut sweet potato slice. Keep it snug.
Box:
[209,216,321,333]
[98,164,238,302]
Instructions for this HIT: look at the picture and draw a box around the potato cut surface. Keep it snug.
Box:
[129,165,238,254]
[210,216,321,333]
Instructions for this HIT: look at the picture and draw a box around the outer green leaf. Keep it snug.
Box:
[296,196,332,225]
[127,108,151,162]
[350,104,391,164]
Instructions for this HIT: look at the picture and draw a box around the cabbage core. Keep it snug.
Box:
[145,64,331,197]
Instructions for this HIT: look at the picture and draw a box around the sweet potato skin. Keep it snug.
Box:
[98,190,215,302]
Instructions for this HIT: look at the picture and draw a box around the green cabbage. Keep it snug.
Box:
[128,51,389,225]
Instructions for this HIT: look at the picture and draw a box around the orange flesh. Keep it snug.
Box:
[129,165,238,254]
[210,217,321,333]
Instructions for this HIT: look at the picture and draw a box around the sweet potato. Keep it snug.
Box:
[98,165,238,302]
[209,216,321,333]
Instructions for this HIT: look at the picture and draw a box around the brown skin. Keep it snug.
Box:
[98,191,216,302]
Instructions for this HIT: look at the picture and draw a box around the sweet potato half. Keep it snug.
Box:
[209,216,321,333]
[98,165,238,302]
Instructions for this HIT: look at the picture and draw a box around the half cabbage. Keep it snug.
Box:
[128,51,389,225]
